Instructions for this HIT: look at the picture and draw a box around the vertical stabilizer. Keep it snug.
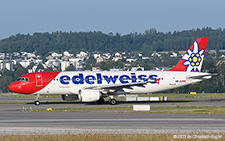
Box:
[169,37,208,72]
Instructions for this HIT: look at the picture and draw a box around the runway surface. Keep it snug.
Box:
[1,95,225,134]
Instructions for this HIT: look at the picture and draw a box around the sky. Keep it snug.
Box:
[0,0,225,39]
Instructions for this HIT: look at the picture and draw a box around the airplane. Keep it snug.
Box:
[8,37,214,105]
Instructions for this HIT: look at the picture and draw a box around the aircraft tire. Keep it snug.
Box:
[96,98,104,104]
[109,99,117,105]
[34,101,40,106]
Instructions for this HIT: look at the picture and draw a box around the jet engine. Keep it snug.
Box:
[79,89,101,102]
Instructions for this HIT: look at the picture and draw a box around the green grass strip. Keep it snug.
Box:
[23,106,225,114]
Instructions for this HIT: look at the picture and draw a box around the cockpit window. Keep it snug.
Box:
[17,77,29,82]
[17,78,22,81]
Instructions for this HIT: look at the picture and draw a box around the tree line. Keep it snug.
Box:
[0,27,225,57]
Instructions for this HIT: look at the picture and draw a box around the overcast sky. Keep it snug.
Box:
[0,0,225,39]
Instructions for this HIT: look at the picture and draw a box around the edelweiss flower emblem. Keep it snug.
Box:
[182,41,205,72]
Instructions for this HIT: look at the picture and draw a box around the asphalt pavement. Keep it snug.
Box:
[0,94,225,134]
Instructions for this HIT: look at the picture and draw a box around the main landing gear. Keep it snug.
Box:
[96,98,105,104]
[34,94,40,106]
[96,97,117,105]
[108,96,117,105]
[108,98,117,105]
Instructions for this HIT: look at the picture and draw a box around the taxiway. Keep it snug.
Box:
[0,95,225,134]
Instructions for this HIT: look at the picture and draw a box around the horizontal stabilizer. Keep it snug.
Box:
[188,73,217,80]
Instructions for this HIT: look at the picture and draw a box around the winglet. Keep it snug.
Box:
[169,37,208,72]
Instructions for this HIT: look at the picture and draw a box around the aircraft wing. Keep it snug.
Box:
[84,80,153,90]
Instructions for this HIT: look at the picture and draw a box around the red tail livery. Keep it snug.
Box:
[169,37,208,72]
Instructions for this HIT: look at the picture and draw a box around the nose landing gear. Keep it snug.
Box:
[34,94,40,105]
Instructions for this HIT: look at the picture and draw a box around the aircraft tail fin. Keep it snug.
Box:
[169,37,208,72]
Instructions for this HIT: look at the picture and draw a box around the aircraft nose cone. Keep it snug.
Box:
[8,82,22,93]
[8,83,16,92]
[8,81,32,94]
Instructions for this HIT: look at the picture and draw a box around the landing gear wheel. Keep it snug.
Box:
[109,99,117,105]
[34,100,40,106]
[34,94,40,106]
[97,98,104,104]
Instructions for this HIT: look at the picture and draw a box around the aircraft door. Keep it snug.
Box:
[35,74,43,87]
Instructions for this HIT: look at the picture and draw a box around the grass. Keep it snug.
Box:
[140,93,225,99]
[25,107,132,112]
[150,106,225,114]
[24,106,225,114]
[0,101,74,104]
[0,133,224,141]
[1,93,61,98]
[0,101,31,104]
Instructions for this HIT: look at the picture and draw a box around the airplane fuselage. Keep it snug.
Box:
[9,71,210,95]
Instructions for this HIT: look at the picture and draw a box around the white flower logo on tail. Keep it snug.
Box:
[182,41,205,72]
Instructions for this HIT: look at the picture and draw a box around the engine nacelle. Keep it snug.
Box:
[61,94,79,101]
[80,89,101,102]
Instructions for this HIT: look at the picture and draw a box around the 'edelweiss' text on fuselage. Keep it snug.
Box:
[59,73,159,85]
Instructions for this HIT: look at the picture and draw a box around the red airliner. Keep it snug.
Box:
[8,37,213,105]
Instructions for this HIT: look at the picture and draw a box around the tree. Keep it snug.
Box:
[83,63,92,71]
[100,60,116,70]
[1,28,225,56]
[0,70,14,93]
[65,64,75,71]
[35,64,44,72]
[14,67,28,80]
[27,62,35,69]
[44,67,54,71]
